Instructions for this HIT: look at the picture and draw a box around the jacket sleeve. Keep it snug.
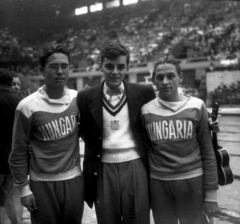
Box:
[140,108,153,172]
[142,84,156,102]
[9,108,32,194]
[197,102,218,201]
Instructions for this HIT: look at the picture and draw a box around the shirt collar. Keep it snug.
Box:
[39,85,71,105]
[156,92,190,112]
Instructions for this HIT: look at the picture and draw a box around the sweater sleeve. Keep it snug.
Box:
[197,102,218,196]
[9,108,32,194]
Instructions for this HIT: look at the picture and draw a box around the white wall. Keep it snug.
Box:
[206,70,240,94]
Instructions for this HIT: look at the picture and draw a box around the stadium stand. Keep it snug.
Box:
[0,0,240,104]
[1,0,240,70]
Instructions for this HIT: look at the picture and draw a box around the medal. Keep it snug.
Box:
[111,120,120,130]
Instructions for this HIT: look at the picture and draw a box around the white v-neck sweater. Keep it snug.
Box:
[102,98,141,163]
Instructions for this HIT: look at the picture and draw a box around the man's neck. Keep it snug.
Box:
[44,86,65,99]
[158,92,189,103]
[160,95,180,102]
[105,81,124,91]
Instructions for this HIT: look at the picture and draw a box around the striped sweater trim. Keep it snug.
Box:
[102,94,127,117]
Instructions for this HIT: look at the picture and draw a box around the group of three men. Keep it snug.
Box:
[8,42,219,224]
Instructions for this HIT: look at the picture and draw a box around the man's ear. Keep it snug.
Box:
[179,71,184,83]
[152,82,157,88]
[99,60,103,71]
[151,74,156,85]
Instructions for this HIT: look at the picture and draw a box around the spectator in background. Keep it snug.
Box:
[10,72,31,224]
[11,74,22,97]
[0,70,21,224]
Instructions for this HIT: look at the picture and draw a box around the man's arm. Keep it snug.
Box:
[140,109,152,172]
[197,103,219,216]
[9,108,37,211]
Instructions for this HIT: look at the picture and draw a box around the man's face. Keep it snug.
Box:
[153,63,183,102]
[41,53,69,90]
[101,55,128,90]
[12,77,21,95]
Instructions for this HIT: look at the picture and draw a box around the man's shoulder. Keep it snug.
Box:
[141,98,156,113]
[77,84,100,98]
[185,95,204,109]
[127,82,155,101]
[68,88,78,97]
[17,91,38,111]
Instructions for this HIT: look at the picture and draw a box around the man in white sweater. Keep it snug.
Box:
[77,43,156,224]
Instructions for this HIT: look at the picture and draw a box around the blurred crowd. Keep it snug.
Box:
[0,28,39,62]
[1,0,240,74]
[49,0,240,71]
[210,81,240,107]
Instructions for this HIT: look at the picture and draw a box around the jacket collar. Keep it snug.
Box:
[124,81,144,128]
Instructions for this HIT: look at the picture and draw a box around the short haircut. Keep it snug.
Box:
[39,44,71,68]
[99,42,130,66]
[0,70,13,86]
[152,55,182,81]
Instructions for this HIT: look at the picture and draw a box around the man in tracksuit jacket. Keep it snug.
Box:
[9,45,84,224]
[141,55,219,224]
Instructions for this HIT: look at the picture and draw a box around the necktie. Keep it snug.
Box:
[106,88,123,97]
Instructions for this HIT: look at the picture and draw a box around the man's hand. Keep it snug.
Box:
[21,194,37,212]
[203,201,219,217]
[208,117,220,133]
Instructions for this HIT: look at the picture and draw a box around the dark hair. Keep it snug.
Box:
[99,42,130,66]
[152,55,182,81]
[11,73,20,80]
[39,44,71,68]
[0,70,13,86]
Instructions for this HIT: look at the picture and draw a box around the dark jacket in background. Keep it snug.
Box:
[0,88,21,174]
